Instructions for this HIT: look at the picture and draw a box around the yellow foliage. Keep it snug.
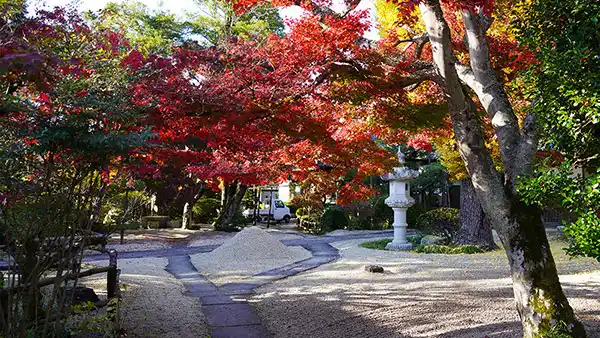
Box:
[434,131,503,182]
[374,0,425,39]
[434,134,467,182]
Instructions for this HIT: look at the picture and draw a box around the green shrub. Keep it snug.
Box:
[192,198,221,224]
[286,203,299,217]
[359,235,423,250]
[564,214,600,261]
[214,210,247,232]
[414,244,484,254]
[372,196,393,228]
[320,206,348,233]
[299,214,321,234]
[360,238,392,250]
[407,235,424,246]
[296,207,306,218]
[407,204,428,228]
[415,208,460,242]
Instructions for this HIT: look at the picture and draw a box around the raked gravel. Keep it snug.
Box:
[190,226,311,285]
[81,257,209,338]
[251,238,600,338]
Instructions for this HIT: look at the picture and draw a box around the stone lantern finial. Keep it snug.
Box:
[397,147,406,164]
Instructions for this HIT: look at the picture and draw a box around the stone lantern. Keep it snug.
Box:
[381,150,419,251]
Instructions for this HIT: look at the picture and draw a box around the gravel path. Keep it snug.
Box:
[82,257,209,338]
[250,238,600,338]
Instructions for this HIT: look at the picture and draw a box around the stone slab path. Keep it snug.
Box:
[163,240,343,338]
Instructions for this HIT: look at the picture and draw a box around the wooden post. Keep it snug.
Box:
[107,250,118,299]
[0,289,8,329]
[120,228,125,245]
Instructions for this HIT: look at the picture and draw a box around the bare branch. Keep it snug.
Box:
[393,33,429,47]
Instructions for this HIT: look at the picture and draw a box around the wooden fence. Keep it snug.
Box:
[0,249,121,332]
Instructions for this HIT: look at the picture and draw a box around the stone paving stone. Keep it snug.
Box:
[210,324,271,338]
[203,303,262,327]
[200,294,247,305]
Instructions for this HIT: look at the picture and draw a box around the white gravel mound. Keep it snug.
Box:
[211,226,305,260]
[191,226,311,285]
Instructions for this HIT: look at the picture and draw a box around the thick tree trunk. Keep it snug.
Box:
[501,198,587,337]
[419,1,586,336]
[212,181,247,230]
[456,179,496,250]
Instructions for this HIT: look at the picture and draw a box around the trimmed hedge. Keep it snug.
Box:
[415,208,460,243]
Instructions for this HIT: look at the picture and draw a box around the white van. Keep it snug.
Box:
[242,199,292,223]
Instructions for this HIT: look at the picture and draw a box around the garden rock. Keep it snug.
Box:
[64,286,99,305]
[420,236,442,246]
[364,265,384,273]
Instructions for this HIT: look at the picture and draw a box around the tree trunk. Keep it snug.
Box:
[456,179,497,250]
[419,1,586,336]
[501,198,587,337]
[181,202,191,230]
[212,181,247,230]
[182,186,203,230]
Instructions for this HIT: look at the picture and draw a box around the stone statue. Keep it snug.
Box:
[397,148,406,164]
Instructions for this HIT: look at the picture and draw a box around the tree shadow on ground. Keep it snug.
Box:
[250,267,600,338]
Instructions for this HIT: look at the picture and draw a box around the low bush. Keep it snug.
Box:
[214,210,248,232]
[358,236,484,254]
[286,202,299,217]
[360,235,422,250]
[414,244,484,254]
[298,214,321,234]
[415,208,460,243]
[407,235,424,246]
[320,206,348,233]
[407,204,428,228]
[295,207,306,218]
[372,196,393,228]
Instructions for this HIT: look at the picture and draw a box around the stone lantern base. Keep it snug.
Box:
[385,241,413,251]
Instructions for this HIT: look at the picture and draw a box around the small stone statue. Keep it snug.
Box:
[397,148,406,164]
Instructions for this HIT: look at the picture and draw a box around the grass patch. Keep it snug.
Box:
[360,237,485,254]
[360,238,392,250]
